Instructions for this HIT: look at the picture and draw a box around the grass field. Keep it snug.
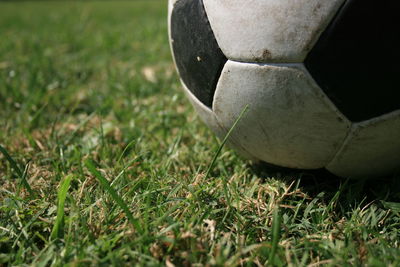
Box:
[1,1,400,266]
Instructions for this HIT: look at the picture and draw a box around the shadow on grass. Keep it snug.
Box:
[251,161,400,211]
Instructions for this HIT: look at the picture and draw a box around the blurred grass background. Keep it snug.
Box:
[0,0,172,129]
[1,1,400,266]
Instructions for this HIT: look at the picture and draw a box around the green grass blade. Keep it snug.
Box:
[117,139,137,163]
[84,159,143,234]
[0,144,23,177]
[381,201,400,213]
[205,105,249,179]
[0,144,34,195]
[268,208,282,265]
[50,174,73,241]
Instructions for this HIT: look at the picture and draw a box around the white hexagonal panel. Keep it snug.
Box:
[203,0,344,62]
[327,111,400,178]
[212,60,351,169]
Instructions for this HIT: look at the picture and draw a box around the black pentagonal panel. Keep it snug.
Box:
[170,0,227,108]
[305,0,400,122]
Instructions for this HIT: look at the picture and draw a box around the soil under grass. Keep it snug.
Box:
[1,1,400,266]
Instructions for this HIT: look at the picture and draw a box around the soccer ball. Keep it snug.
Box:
[168,0,400,178]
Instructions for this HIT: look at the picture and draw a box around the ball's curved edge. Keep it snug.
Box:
[167,0,178,72]
[327,110,400,179]
[169,0,227,107]
[180,80,259,162]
